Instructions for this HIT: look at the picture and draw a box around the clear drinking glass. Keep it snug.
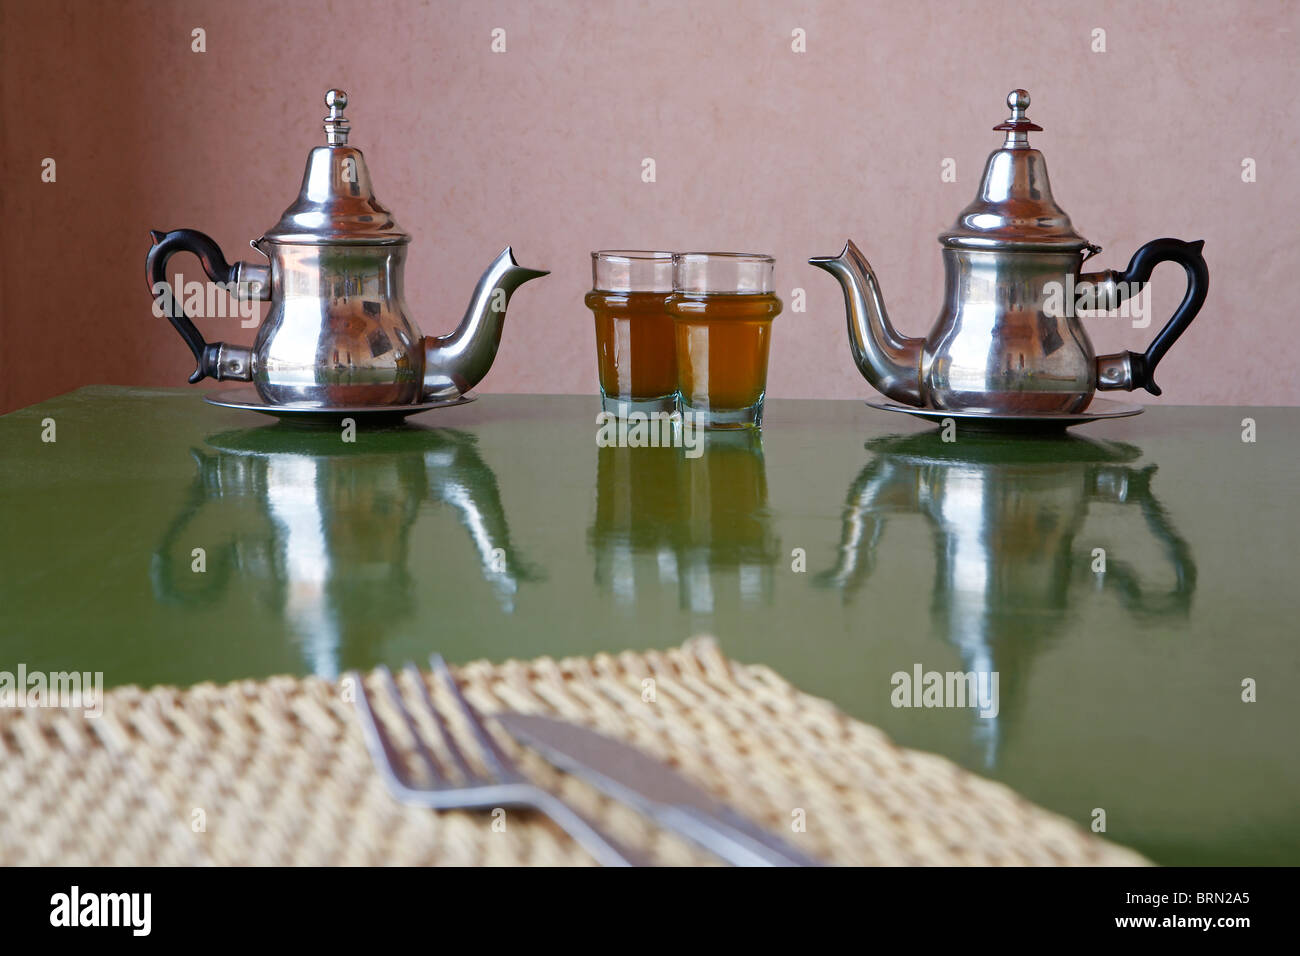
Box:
[584,251,677,416]
[667,253,782,428]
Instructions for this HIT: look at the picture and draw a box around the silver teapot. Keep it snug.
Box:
[811,90,1209,414]
[147,90,547,406]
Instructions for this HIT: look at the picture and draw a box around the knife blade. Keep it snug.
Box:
[495,712,822,867]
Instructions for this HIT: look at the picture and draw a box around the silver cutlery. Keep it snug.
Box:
[495,712,823,867]
[350,655,644,867]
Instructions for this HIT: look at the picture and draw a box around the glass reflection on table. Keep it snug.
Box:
[589,429,779,613]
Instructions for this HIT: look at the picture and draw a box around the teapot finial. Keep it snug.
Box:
[324,89,350,145]
[993,88,1042,148]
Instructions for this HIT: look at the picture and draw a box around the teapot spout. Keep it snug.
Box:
[809,240,924,407]
[422,247,549,400]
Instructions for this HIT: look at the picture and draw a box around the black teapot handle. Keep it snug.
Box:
[149,449,234,606]
[1084,464,1197,619]
[1095,238,1208,396]
[147,228,264,383]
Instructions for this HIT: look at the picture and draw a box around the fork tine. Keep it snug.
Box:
[375,664,444,784]
[355,661,640,865]
[404,662,475,781]
[351,668,419,790]
[429,654,514,779]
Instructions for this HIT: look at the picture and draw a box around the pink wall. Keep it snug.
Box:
[3,0,1297,412]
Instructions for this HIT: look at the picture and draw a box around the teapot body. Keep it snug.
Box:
[146,90,548,407]
[254,241,423,406]
[810,90,1209,413]
[924,247,1095,414]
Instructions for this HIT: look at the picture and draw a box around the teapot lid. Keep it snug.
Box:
[261,90,410,245]
[940,90,1091,252]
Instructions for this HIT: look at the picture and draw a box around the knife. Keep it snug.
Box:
[495,712,823,867]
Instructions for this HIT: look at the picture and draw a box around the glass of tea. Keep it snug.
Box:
[585,250,677,416]
[667,253,782,429]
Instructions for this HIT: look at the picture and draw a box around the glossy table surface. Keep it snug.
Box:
[2,387,1297,865]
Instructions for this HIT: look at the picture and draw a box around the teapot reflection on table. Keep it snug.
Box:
[817,431,1196,764]
[146,90,547,406]
[811,90,1209,414]
[152,426,541,677]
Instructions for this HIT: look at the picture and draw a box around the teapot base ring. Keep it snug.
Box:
[865,398,1143,434]
[203,387,476,427]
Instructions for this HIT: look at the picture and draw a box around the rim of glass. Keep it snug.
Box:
[592,250,675,262]
[673,252,774,263]
[591,250,675,293]
[672,251,776,294]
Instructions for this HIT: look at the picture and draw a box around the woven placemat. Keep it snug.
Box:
[0,637,1145,866]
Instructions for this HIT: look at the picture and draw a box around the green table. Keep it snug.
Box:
[2,387,1296,865]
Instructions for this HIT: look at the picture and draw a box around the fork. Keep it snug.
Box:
[350,654,645,867]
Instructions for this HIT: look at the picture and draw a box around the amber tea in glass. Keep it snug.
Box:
[667,253,782,429]
[585,251,677,415]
